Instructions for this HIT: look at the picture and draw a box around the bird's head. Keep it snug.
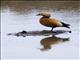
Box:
[36,13,51,18]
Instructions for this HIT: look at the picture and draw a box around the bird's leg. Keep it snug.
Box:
[51,27,54,31]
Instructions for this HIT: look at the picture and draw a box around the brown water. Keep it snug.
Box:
[1,1,80,60]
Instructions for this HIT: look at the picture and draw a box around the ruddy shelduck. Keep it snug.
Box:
[37,13,70,31]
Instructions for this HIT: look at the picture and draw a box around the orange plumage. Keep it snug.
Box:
[40,18,62,27]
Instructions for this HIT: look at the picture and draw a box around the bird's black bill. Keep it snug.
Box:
[36,14,41,16]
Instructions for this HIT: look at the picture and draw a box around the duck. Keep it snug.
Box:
[37,13,70,31]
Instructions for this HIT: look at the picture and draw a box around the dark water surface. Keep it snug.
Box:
[1,1,80,60]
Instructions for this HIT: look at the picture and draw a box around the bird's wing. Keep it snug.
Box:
[48,18,63,27]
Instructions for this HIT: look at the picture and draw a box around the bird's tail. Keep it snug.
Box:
[61,22,70,28]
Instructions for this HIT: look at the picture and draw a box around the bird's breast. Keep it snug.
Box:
[40,18,50,27]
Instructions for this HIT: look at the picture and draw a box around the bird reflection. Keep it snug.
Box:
[40,36,69,51]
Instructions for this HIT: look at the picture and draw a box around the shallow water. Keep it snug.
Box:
[1,1,80,60]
